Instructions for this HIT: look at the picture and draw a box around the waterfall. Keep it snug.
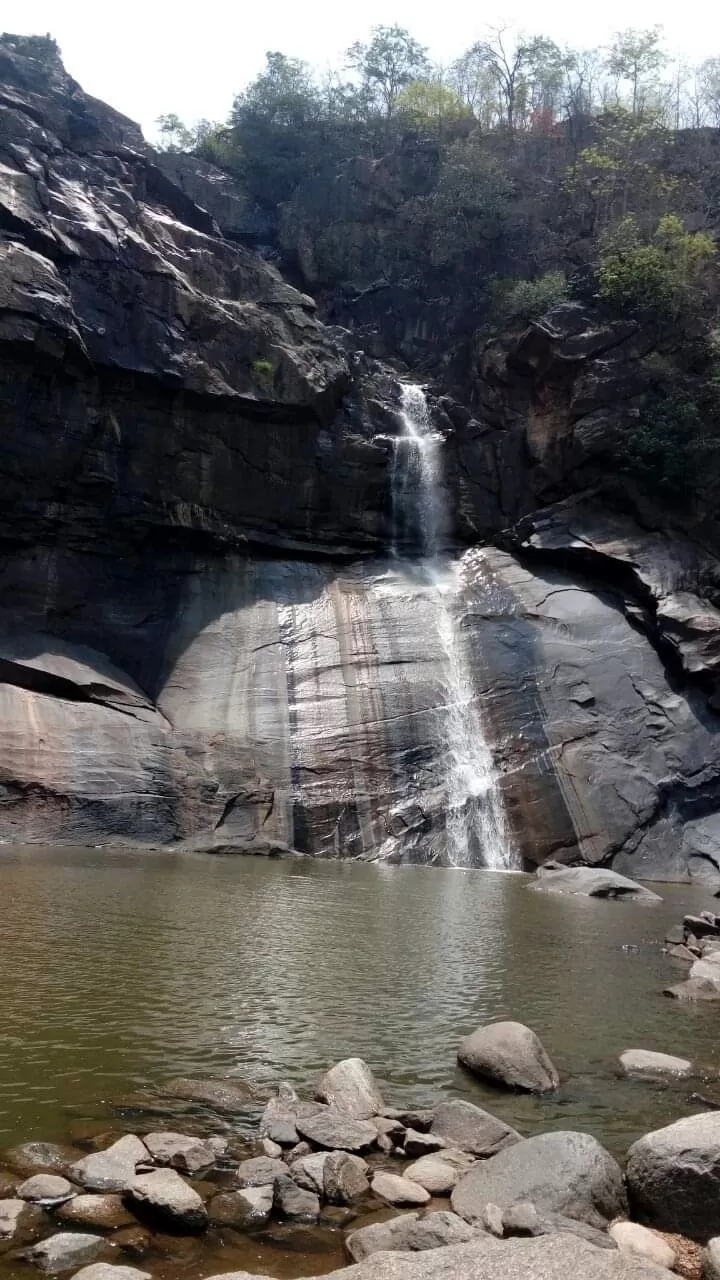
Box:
[392,384,517,871]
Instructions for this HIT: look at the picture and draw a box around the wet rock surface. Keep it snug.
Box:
[457,1021,559,1093]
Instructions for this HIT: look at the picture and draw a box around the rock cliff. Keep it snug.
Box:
[1,37,720,881]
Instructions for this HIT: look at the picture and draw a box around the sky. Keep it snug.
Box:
[5,0,720,140]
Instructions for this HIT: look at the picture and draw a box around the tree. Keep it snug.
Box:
[698,57,720,126]
[396,79,471,135]
[606,28,667,119]
[346,25,430,118]
[596,213,715,314]
[462,29,568,134]
[156,113,192,151]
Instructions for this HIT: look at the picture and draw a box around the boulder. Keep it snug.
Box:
[371,1172,431,1206]
[452,1131,627,1229]
[402,1131,446,1157]
[684,915,720,939]
[619,1050,692,1079]
[273,1174,320,1223]
[530,867,661,901]
[162,1078,264,1112]
[315,1059,385,1119]
[235,1157,286,1188]
[664,978,720,1002]
[385,1110,434,1132]
[4,1144,77,1178]
[0,1198,43,1242]
[328,1234,678,1279]
[142,1132,225,1174]
[691,956,720,986]
[296,1111,377,1152]
[345,1212,476,1261]
[323,1152,370,1204]
[26,1232,105,1274]
[404,1151,475,1195]
[609,1222,676,1270]
[261,1139,283,1159]
[665,925,685,945]
[430,1100,522,1156]
[666,944,696,961]
[71,1268,151,1280]
[71,1136,148,1193]
[207,1186,273,1229]
[126,1169,208,1232]
[290,1153,329,1195]
[17,1175,75,1203]
[626,1112,720,1238]
[502,1201,615,1249]
[258,1097,299,1148]
[457,1021,559,1093]
[706,1237,720,1280]
[55,1195,136,1230]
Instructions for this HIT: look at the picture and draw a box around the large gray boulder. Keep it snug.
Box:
[70,1136,148,1194]
[296,1110,377,1152]
[619,1050,692,1079]
[529,867,661,901]
[315,1059,385,1119]
[346,1212,477,1261]
[126,1169,208,1232]
[626,1112,720,1238]
[430,1100,522,1156]
[457,1021,559,1093]
[305,1234,676,1280]
[452,1131,627,1229]
[323,1152,369,1204]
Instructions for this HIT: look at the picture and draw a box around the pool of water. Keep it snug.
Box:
[0,847,716,1161]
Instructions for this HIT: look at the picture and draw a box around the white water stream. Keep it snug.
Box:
[393,384,517,869]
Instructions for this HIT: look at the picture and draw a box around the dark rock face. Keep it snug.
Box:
[2,42,720,878]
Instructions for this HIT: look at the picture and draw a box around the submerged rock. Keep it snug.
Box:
[530,868,661,901]
[4,1144,77,1178]
[626,1112,720,1238]
[0,1198,44,1243]
[619,1050,692,1079]
[452,1131,627,1228]
[315,1059,384,1119]
[71,1267,151,1280]
[430,1100,522,1156]
[457,1021,559,1093]
[162,1078,264,1112]
[207,1186,273,1229]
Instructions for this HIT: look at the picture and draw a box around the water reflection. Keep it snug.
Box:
[0,847,717,1154]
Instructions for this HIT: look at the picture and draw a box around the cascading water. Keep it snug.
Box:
[393,384,517,870]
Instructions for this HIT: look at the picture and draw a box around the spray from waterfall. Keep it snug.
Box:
[393,384,517,871]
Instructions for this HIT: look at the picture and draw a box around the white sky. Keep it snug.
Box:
[4,0,720,139]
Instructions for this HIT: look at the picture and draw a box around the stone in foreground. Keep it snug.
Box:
[452,1130,626,1229]
[626,1112,720,1238]
[4,1144,76,1178]
[315,1059,385,1119]
[706,1237,720,1280]
[323,1151,369,1204]
[56,1195,136,1230]
[609,1222,676,1270]
[142,1131,225,1173]
[17,1174,75,1203]
[127,1169,207,1232]
[273,1174,320,1223]
[26,1232,105,1274]
[0,1198,43,1242]
[371,1172,431,1206]
[71,1136,148,1193]
[457,1021,559,1093]
[430,1100,522,1156]
[288,1152,328,1195]
[620,1050,692,1079]
[530,867,661,901]
[663,978,720,1002]
[296,1111,377,1152]
[235,1157,286,1188]
[346,1211,477,1261]
[71,1268,151,1280]
[404,1151,474,1195]
[295,1233,677,1279]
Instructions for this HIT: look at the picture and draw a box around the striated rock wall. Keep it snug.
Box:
[2,39,720,881]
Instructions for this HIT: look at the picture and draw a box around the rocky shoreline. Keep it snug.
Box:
[2,1023,719,1280]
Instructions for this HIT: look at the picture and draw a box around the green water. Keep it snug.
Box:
[0,847,716,1159]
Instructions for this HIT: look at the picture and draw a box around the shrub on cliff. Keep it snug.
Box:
[597,214,716,317]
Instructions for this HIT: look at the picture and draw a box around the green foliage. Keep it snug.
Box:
[346,25,430,118]
[497,272,570,324]
[596,214,716,315]
[251,358,274,377]
[618,388,719,497]
[396,80,471,133]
